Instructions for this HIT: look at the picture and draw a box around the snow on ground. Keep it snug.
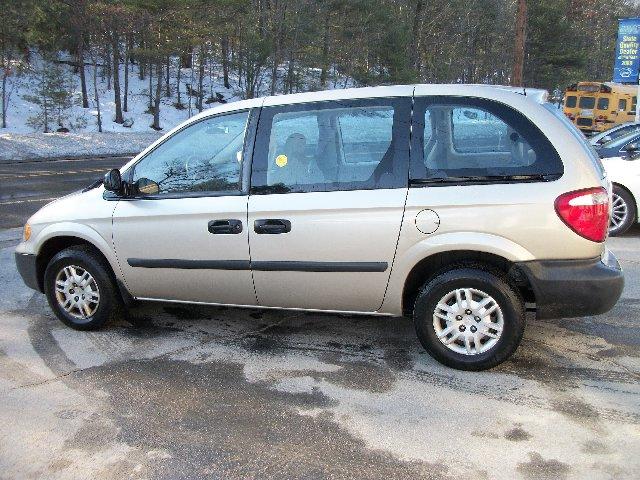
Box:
[0,132,162,162]
[1,52,352,161]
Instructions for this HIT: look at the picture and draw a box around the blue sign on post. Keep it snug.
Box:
[613,18,640,83]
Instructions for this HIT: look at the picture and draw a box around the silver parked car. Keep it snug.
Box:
[15,85,624,370]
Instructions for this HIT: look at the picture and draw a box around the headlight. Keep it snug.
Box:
[23,223,31,241]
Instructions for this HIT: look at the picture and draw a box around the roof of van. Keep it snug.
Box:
[194,84,549,120]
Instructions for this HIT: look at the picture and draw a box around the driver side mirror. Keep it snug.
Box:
[103,169,123,194]
[625,142,639,153]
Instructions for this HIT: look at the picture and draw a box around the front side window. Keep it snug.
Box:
[597,98,609,110]
[565,96,577,108]
[411,97,563,182]
[579,97,596,109]
[131,111,249,196]
[251,98,410,193]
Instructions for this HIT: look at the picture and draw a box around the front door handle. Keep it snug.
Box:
[254,219,291,234]
[208,219,243,234]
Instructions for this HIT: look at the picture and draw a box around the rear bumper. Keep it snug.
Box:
[15,252,42,292]
[516,250,624,320]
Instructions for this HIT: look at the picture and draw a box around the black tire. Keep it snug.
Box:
[609,185,636,237]
[44,246,123,330]
[413,267,525,371]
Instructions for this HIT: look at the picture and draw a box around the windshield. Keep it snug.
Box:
[543,103,605,179]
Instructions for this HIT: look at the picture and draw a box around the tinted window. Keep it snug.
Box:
[600,130,640,149]
[451,108,510,153]
[251,98,410,193]
[579,97,596,109]
[411,97,563,182]
[606,124,640,142]
[565,96,577,108]
[619,99,627,111]
[597,98,609,110]
[132,111,249,195]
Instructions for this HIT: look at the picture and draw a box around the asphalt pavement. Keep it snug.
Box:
[0,156,130,229]
[0,158,638,479]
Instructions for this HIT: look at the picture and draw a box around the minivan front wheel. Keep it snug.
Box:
[413,267,525,371]
[44,246,123,330]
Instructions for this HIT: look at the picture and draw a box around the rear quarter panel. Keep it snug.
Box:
[380,86,607,316]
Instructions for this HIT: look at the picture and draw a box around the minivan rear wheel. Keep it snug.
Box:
[413,267,525,371]
[44,246,123,330]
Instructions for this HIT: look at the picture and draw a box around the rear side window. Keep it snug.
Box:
[597,98,609,110]
[565,96,577,108]
[411,96,563,183]
[251,98,411,193]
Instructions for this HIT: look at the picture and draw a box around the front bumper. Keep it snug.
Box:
[15,252,42,292]
[516,250,624,320]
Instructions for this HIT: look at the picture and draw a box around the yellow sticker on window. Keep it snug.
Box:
[275,154,288,167]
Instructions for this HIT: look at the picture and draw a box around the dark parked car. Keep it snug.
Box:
[595,130,640,158]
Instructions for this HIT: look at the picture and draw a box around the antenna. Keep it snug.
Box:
[523,83,527,96]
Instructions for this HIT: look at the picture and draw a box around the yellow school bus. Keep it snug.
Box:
[563,82,637,133]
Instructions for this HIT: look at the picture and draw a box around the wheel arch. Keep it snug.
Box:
[399,250,534,316]
[32,223,126,299]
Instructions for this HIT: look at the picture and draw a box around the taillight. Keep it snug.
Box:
[555,187,609,242]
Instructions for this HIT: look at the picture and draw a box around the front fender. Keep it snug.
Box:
[379,231,535,315]
[16,221,124,285]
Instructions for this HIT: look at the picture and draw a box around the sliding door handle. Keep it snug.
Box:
[254,219,291,234]
[208,219,243,234]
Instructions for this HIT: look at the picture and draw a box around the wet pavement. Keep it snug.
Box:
[0,159,638,479]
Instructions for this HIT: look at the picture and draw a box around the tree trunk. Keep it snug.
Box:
[105,43,111,90]
[221,36,230,89]
[78,36,89,108]
[409,0,424,73]
[43,81,49,133]
[319,12,330,88]
[511,0,527,86]
[176,63,182,106]
[153,61,162,130]
[197,49,205,112]
[188,54,194,116]
[1,72,7,128]
[181,47,193,69]
[148,61,153,110]
[124,35,130,112]
[93,55,102,132]
[165,55,171,97]
[112,30,124,124]
[138,35,145,80]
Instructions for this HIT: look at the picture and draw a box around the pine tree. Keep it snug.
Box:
[23,59,74,132]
